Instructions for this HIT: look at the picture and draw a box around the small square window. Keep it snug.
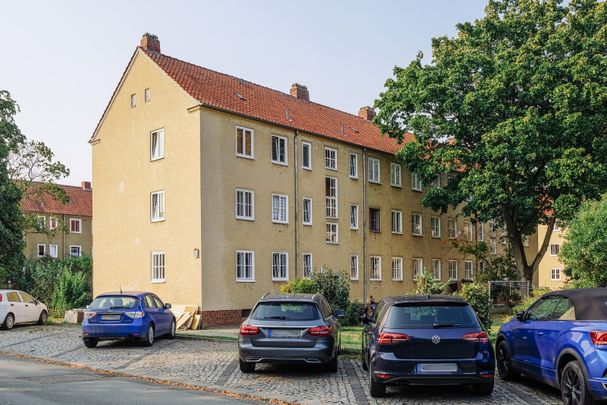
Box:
[70,245,82,257]
[550,244,560,256]
[70,218,82,234]
[551,268,561,280]
[37,244,46,258]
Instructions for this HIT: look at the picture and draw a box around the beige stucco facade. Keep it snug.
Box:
[92,46,526,323]
[536,224,568,288]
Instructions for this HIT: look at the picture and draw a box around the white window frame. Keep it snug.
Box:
[448,260,458,280]
[448,219,457,239]
[350,204,359,230]
[150,128,165,161]
[368,157,380,183]
[391,210,403,234]
[412,213,422,236]
[130,94,136,108]
[432,259,441,280]
[49,216,58,230]
[70,245,82,257]
[349,153,358,179]
[36,215,45,229]
[370,256,382,281]
[465,221,473,241]
[551,268,561,281]
[478,223,485,242]
[550,244,560,256]
[392,257,403,281]
[350,256,359,280]
[303,253,313,278]
[478,260,486,274]
[271,135,288,165]
[411,172,423,191]
[235,126,254,159]
[325,177,338,219]
[302,141,312,170]
[37,244,46,258]
[390,163,402,187]
[326,223,339,244]
[412,258,423,280]
[49,244,58,258]
[431,216,441,238]
[271,194,289,224]
[271,252,289,281]
[70,218,82,233]
[235,189,255,221]
[151,251,166,283]
[325,147,337,170]
[302,197,312,226]
[464,260,474,279]
[236,250,255,282]
[144,87,151,103]
[150,191,165,222]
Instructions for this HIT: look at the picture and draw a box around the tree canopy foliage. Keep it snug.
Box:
[375,0,607,281]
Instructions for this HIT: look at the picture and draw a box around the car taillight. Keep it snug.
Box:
[377,332,410,345]
[239,324,260,335]
[463,331,489,343]
[125,311,144,319]
[590,331,607,346]
[84,311,96,319]
[0,293,3,302]
[308,325,332,336]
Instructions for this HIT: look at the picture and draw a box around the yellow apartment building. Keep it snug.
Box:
[91,34,522,325]
[21,182,93,260]
[536,224,568,288]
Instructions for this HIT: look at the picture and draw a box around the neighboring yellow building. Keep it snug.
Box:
[21,182,93,260]
[536,224,568,288]
[91,34,514,325]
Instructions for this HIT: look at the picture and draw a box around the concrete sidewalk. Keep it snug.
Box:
[178,326,239,340]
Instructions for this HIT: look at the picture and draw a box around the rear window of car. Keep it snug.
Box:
[384,303,480,329]
[89,296,139,310]
[251,302,320,321]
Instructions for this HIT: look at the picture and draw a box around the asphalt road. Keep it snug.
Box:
[0,355,258,405]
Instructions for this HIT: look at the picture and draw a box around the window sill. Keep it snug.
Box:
[369,180,381,185]
[150,156,165,162]
[392,279,403,282]
[412,233,423,237]
[151,280,166,284]
[235,154,255,160]
[302,166,312,171]
[412,189,423,192]
[272,221,289,225]
[325,167,338,171]
[236,217,255,222]
[151,219,165,223]
[369,279,382,282]
[349,176,358,180]
[390,184,402,188]
[431,235,441,239]
[325,241,339,245]
[271,161,289,166]
[236,279,256,283]
[392,231,403,235]
[350,227,359,231]
[350,278,359,281]
[271,279,289,282]
[303,222,313,226]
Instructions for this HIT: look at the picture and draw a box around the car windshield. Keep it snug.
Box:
[251,302,320,321]
[89,296,139,310]
[385,303,480,329]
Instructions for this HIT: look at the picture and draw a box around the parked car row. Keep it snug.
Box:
[4,286,607,404]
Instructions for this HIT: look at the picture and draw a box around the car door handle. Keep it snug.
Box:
[536,331,544,335]
[10,303,14,306]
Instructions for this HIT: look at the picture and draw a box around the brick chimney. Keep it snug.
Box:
[358,106,376,121]
[81,181,92,191]
[140,33,161,53]
[290,83,309,101]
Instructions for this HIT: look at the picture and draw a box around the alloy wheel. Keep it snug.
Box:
[6,314,14,329]
[497,344,509,376]
[562,366,582,405]
[147,326,154,345]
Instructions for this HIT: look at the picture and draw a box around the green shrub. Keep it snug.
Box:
[414,268,447,295]
[280,277,318,294]
[512,287,551,314]
[278,268,350,313]
[50,267,90,317]
[458,282,492,330]
[343,300,365,326]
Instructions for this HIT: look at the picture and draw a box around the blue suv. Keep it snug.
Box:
[497,288,607,405]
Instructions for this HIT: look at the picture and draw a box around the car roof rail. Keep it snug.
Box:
[261,292,270,299]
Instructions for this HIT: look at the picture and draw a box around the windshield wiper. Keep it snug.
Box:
[433,323,460,328]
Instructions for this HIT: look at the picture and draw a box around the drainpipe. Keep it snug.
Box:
[362,148,368,304]
[62,214,66,258]
[293,130,299,278]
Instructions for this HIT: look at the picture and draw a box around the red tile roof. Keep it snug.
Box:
[141,48,413,154]
[20,183,92,217]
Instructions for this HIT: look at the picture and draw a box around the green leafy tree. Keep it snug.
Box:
[458,282,492,330]
[0,90,26,285]
[560,194,607,287]
[375,0,607,282]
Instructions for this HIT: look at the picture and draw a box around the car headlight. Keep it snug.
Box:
[125,311,145,319]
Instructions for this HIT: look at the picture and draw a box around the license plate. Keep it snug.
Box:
[268,329,300,338]
[419,363,458,373]
[101,314,121,321]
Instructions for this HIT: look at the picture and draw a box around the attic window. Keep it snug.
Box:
[235,92,246,101]
[145,88,151,103]
[130,94,136,108]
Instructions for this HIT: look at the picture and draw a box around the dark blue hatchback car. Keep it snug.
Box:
[497,288,607,405]
[362,295,495,397]
[82,292,175,348]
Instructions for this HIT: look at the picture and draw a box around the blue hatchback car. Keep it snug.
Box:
[362,295,495,398]
[82,292,175,348]
[497,288,607,405]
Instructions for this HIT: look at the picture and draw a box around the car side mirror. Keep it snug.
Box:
[334,309,344,318]
[164,303,172,310]
[516,311,526,322]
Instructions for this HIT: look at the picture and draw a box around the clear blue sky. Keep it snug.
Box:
[0,0,487,186]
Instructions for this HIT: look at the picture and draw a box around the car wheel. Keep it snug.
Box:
[473,381,494,396]
[369,362,386,397]
[325,355,338,373]
[561,360,598,405]
[2,313,15,330]
[142,324,155,347]
[38,310,48,325]
[167,319,176,339]
[83,338,98,348]
[496,340,520,381]
[239,359,255,373]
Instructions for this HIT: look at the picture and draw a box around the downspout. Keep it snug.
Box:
[293,130,299,278]
[62,214,66,258]
[362,148,368,304]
